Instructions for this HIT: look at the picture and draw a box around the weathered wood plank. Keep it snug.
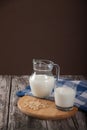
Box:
[46,118,77,130]
[8,75,47,130]
[8,75,87,130]
[60,75,86,80]
[46,75,87,130]
[72,111,87,130]
[0,75,11,130]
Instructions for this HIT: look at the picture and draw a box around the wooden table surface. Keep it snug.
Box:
[0,75,87,130]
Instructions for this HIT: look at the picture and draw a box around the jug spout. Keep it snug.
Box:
[33,59,54,72]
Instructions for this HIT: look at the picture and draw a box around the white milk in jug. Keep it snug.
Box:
[29,74,55,98]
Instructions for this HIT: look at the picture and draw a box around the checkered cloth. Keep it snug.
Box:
[16,79,87,112]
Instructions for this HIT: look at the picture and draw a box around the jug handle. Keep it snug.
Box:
[53,64,60,81]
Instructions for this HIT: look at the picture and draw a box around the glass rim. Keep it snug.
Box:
[33,59,54,65]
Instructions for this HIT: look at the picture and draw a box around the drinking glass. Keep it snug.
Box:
[54,81,77,111]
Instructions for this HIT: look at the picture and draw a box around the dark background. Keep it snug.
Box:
[0,0,87,75]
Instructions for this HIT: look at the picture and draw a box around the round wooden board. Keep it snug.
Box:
[17,96,78,120]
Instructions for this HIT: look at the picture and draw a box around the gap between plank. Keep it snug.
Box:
[6,76,12,130]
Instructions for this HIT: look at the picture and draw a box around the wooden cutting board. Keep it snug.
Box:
[17,96,78,120]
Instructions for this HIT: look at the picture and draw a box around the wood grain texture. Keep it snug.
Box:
[46,75,87,130]
[73,111,87,130]
[0,75,11,130]
[18,96,78,120]
[8,76,47,130]
[1,75,87,130]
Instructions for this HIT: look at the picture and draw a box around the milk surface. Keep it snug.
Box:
[29,75,55,98]
[54,86,76,108]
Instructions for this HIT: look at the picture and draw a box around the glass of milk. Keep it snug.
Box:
[54,82,76,111]
[29,59,60,98]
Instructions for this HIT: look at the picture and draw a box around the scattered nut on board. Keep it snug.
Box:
[23,99,49,110]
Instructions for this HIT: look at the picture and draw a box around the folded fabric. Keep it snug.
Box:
[16,79,87,112]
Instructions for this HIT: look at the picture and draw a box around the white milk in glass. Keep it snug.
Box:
[29,74,55,98]
[54,85,76,110]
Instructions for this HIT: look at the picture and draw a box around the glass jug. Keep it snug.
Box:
[29,59,60,98]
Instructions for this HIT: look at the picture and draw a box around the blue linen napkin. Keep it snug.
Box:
[16,79,87,112]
